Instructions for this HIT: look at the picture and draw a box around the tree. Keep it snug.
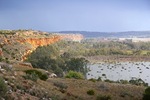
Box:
[26,45,59,69]
[65,57,89,76]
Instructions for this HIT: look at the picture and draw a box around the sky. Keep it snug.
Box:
[0,0,150,32]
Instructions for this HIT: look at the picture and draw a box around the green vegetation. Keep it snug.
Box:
[26,43,89,78]
[88,78,97,82]
[65,71,84,79]
[52,39,150,57]
[0,30,16,35]
[96,94,111,100]
[129,78,148,86]
[0,77,8,98]
[24,69,48,81]
[53,81,68,90]
[143,87,150,100]
[87,89,95,95]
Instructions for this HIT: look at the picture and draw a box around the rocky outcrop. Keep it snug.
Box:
[17,36,61,49]
[16,36,61,61]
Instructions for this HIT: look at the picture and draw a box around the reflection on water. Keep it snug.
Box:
[87,62,150,85]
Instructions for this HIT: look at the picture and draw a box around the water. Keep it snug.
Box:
[87,62,150,85]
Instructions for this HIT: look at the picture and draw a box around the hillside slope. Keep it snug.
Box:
[0,64,145,100]
[0,30,83,62]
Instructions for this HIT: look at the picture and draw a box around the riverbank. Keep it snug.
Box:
[87,55,150,63]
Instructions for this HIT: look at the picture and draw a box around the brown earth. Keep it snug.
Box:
[0,64,145,100]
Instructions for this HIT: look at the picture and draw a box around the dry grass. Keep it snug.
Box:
[48,78,145,100]
[0,64,145,100]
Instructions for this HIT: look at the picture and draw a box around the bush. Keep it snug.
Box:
[87,89,95,95]
[96,95,111,100]
[97,77,102,81]
[104,79,114,83]
[119,80,129,84]
[0,77,8,98]
[53,81,68,90]
[24,69,48,81]
[89,78,97,82]
[143,87,150,100]
[129,78,148,86]
[40,74,48,81]
[25,69,42,75]
[65,71,84,79]
[23,72,39,82]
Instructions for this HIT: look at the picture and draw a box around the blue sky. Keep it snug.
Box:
[0,0,150,32]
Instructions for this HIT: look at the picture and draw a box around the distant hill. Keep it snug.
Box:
[59,31,150,38]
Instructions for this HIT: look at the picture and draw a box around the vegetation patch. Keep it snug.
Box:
[96,94,111,100]
[87,89,95,95]
[88,78,97,82]
[24,69,48,81]
[0,77,8,98]
[65,71,84,79]
[143,87,150,100]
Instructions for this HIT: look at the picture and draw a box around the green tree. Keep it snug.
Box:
[27,45,59,69]
[65,57,89,75]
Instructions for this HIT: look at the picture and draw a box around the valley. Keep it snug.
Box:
[0,30,150,100]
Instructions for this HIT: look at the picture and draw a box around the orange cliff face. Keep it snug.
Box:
[18,36,61,49]
[17,34,84,61]
[17,36,61,61]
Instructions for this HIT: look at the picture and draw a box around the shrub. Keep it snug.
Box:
[129,78,148,86]
[0,77,8,98]
[65,71,84,79]
[143,87,150,100]
[25,69,42,76]
[24,69,48,81]
[89,78,97,82]
[97,77,102,81]
[96,94,111,100]
[119,80,129,84]
[23,72,39,82]
[104,79,114,83]
[40,74,48,81]
[87,89,95,95]
[53,81,68,90]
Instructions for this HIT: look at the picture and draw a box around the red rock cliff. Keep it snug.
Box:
[18,36,61,49]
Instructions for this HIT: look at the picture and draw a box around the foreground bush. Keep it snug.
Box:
[143,87,150,100]
[87,89,95,95]
[53,81,68,90]
[0,77,8,98]
[65,71,84,79]
[88,78,97,82]
[23,72,39,82]
[24,69,48,81]
[96,94,111,100]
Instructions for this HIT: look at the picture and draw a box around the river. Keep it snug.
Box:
[87,62,150,85]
